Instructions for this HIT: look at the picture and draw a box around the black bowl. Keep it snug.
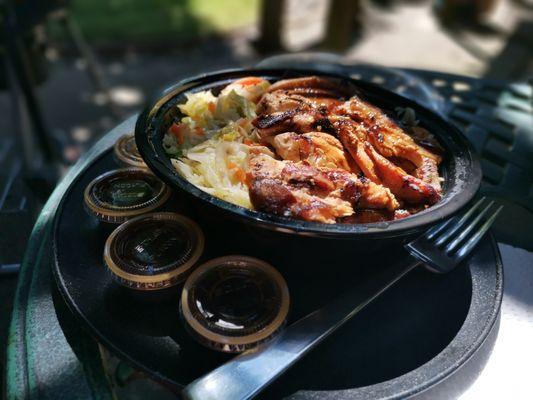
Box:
[135,68,481,241]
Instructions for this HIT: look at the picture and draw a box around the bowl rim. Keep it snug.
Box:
[135,67,482,238]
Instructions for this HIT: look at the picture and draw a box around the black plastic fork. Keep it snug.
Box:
[406,197,503,273]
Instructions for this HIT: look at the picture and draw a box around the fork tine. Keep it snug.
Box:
[425,217,456,240]
[446,201,495,252]
[434,197,486,246]
[455,206,503,259]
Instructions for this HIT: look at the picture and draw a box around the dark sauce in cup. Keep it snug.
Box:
[180,256,289,353]
[104,212,204,292]
[114,134,147,168]
[84,168,170,223]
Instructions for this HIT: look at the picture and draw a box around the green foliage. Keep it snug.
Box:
[70,0,259,42]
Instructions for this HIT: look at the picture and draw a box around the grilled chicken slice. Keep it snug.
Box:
[335,96,442,192]
[248,153,352,223]
[366,128,442,192]
[271,132,352,171]
[254,90,340,142]
[334,118,440,205]
[280,161,398,211]
[413,157,441,191]
[247,153,398,223]
[364,142,440,205]
[253,85,347,139]
[256,92,312,115]
[332,117,381,182]
[266,76,354,98]
[254,108,324,142]
[334,97,440,161]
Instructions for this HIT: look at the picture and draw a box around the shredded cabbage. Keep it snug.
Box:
[215,90,256,121]
[164,88,262,208]
[173,135,252,208]
[178,91,217,130]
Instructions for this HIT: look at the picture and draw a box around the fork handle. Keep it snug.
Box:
[182,258,421,400]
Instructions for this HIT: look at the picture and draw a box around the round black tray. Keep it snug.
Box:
[52,150,503,399]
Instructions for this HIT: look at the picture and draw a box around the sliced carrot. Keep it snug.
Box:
[169,123,182,135]
[194,127,204,136]
[233,168,247,184]
[208,102,216,113]
[226,161,238,170]
[243,138,253,145]
[170,123,185,145]
[238,77,264,86]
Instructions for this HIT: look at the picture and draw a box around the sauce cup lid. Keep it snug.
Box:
[84,168,170,223]
[104,212,204,290]
[180,256,290,353]
[114,134,147,168]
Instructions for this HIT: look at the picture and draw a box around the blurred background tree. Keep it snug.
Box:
[65,0,259,43]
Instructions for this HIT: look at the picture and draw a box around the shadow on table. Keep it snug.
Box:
[259,266,473,398]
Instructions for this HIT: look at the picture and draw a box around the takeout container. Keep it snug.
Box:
[84,168,171,224]
[103,212,204,300]
[134,69,481,249]
[180,256,290,353]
